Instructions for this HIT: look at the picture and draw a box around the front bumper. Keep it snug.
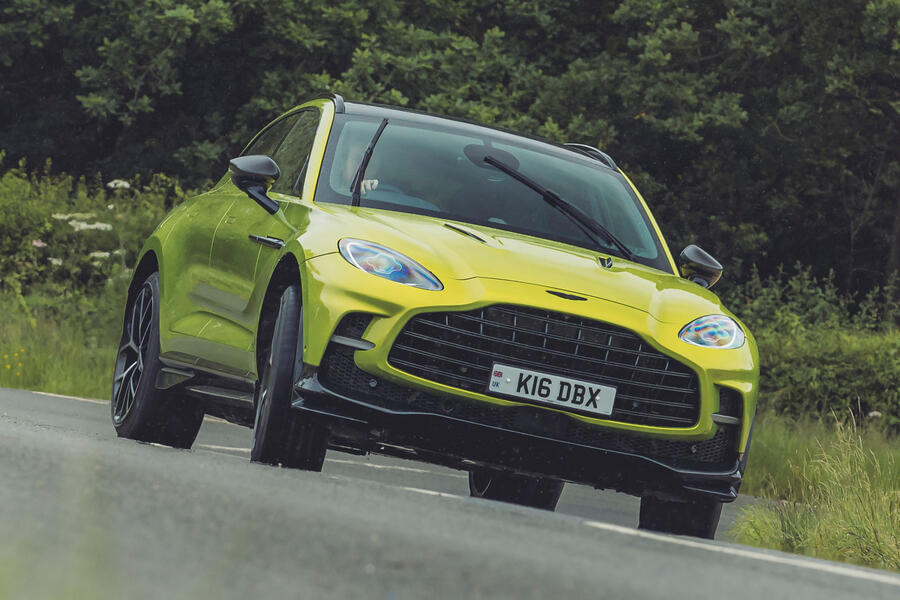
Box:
[296,252,756,499]
[291,346,744,502]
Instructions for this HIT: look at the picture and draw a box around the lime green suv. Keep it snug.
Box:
[111,93,758,538]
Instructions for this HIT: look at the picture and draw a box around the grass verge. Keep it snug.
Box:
[735,415,900,572]
[0,287,123,399]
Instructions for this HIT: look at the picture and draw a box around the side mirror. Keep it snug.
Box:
[229,155,281,215]
[679,244,723,289]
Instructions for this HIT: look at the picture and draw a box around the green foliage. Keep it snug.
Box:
[0,153,194,294]
[725,265,900,432]
[2,1,898,294]
[0,284,124,398]
[734,415,900,572]
[741,410,900,502]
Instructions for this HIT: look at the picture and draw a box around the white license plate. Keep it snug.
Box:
[487,363,616,416]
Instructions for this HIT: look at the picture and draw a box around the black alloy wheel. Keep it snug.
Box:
[111,272,203,448]
[638,495,723,539]
[251,284,329,470]
[468,468,565,511]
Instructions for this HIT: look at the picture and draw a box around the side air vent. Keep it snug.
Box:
[331,313,375,350]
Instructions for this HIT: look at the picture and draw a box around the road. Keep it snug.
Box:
[1,388,897,599]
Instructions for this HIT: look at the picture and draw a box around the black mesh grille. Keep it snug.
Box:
[717,387,743,418]
[334,313,373,339]
[387,305,700,427]
[319,344,735,470]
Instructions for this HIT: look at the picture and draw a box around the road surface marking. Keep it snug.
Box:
[197,444,250,453]
[582,520,900,587]
[326,457,467,478]
[203,415,231,424]
[399,486,463,499]
[34,391,108,405]
[32,391,240,426]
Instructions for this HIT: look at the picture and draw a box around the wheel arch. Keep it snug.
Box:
[129,250,160,301]
[255,252,304,377]
[121,250,161,337]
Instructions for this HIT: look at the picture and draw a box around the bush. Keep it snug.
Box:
[757,330,900,433]
[0,153,194,295]
[723,265,900,433]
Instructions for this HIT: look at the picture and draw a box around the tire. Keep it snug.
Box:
[111,272,204,448]
[638,495,723,539]
[251,284,329,470]
[468,468,564,511]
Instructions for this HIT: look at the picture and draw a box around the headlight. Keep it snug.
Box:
[338,238,443,291]
[679,315,745,349]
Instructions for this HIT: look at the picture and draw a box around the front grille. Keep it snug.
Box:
[318,344,735,469]
[387,305,700,427]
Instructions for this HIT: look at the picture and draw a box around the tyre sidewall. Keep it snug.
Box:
[112,272,165,440]
[251,285,301,463]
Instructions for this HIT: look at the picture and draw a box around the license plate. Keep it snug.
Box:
[487,363,616,416]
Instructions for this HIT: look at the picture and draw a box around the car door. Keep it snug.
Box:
[164,111,303,372]
[204,108,323,375]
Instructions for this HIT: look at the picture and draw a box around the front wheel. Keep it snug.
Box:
[468,468,564,511]
[251,284,329,470]
[638,495,723,539]
[111,272,203,448]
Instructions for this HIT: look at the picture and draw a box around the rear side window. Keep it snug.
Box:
[270,110,321,196]
[242,113,300,158]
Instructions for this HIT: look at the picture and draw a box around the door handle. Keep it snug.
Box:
[248,234,284,249]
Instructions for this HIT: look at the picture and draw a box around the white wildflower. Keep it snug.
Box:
[107,204,115,210]
[68,220,112,232]
[106,179,131,190]
[868,410,883,418]
[52,212,96,221]
[89,251,111,259]
[49,258,62,266]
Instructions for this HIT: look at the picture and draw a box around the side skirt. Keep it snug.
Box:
[158,352,256,427]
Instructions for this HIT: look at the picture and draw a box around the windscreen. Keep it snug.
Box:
[316,114,670,272]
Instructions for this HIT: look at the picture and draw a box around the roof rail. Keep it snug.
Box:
[564,143,618,171]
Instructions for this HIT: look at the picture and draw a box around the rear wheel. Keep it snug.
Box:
[251,284,329,470]
[111,272,203,448]
[468,468,564,511]
[638,495,723,539]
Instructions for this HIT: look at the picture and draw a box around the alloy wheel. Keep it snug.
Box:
[112,284,153,424]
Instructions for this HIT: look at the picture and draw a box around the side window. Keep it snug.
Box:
[270,109,321,196]
[242,113,300,158]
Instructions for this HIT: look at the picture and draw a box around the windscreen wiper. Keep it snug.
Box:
[350,118,389,207]
[483,154,634,261]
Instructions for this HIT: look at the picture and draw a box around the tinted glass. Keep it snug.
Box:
[242,113,300,158]
[271,110,321,196]
[317,115,669,272]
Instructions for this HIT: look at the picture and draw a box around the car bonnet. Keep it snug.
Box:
[308,205,729,325]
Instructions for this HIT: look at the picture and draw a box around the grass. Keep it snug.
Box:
[734,416,900,572]
[741,410,900,502]
[0,287,123,399]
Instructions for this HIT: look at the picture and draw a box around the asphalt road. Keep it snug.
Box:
[1,388,898,599]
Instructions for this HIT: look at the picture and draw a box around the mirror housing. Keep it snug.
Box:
[679,244,723,289]
[229,155,281,215]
